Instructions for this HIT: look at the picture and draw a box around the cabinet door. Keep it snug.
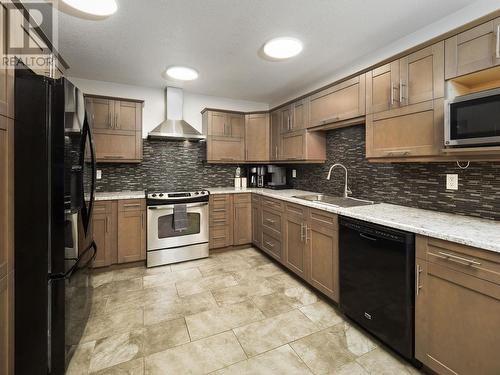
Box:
[415,261,500,375]
[228,113,245,138]
[208,112,228,136]
[0,127,7,280]
[94,133,140,162]
[280,106,292,133]
[245,113,269,161]
[233,199,252,246]
[117,209,146,263]
[91,212,111,268]
[400,42,444,106]
[86,98,114,131]
[270,110,281,161]
[292,99,309,130]
[309,75,365,127]
[281,130,305,160]
[366,61,400,114]
[0,4,14,119]
[307,210,339,301]
[284,211,307,279]
[445,17,500,79]
[209,195,233,249]
[207,136,245,162]
[115,101,141,132]
[251,196,262,247]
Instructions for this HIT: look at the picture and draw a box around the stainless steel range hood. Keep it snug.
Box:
[148,87,205,141]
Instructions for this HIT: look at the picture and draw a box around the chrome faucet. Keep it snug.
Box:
[327,163,352,198]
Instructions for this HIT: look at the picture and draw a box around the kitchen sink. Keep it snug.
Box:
[292,194,375,208]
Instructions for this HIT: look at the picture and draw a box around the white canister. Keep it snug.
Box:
[241,177,247,189]
[234,178,241,189]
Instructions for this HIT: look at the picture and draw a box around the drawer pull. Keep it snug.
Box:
[432,251,481,266]
[212,208,226,212]
[416,264,422,296]
[264,241,275,248]
[123,203,141,208]
[384,150,410,157]
[103,155,125,159]
[265,218,276,224]
[211,219,227,224]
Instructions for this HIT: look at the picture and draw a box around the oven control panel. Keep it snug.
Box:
[146,190,210,205]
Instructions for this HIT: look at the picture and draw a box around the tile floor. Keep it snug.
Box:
[66,247,422,375]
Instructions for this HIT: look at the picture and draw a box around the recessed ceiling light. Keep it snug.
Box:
[61,0,118,16]
[263,37,303,59]
[166,66,199,81]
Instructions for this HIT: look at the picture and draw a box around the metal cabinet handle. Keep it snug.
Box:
[108,112,111,127]
[275,145,278,159]
[384,150,410,157]
[306,225,311,242]
[391,82,399,106]
[141,213,144,229]
[115,113,118,128]
[436,251,481,266]
[416,264,422,296]
[496,25,500,59]
[265,218,276,224]
[400,81,406,104]
[106,216,109,233]
[264,241,275,248]
[300,223,305,242]
[124,203,142,208]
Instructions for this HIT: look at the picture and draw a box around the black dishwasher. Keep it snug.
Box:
[339,217,416,362]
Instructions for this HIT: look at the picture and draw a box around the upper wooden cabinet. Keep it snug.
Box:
[245,113,270,162]
[281,130,326,162]
[366,42,445,160]
[203,110,245,162]
[445,17,500,79]
[86,95,143,163]
[309,74,366,128]
[415,236,500,375]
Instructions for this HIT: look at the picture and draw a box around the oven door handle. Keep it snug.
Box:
[148,202,208,210]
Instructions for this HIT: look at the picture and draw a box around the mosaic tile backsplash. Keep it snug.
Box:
[97,126,500,220]
[291,125,500,221]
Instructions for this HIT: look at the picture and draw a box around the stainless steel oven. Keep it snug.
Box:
[146,190,209,267]
[445,87,500,146]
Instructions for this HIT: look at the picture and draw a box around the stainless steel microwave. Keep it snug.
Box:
[445,87,500,146]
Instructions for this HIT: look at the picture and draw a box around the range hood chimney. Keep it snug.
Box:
[148,86,205,141]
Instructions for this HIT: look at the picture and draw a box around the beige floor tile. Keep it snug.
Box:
[299,301,343,329]
[290,324,357,374]
[91,271,115,288]
[327,361,369,375]
[143,318,190,355]
[143,264,172,275]
[176,273,238,297]
[143,267,202,289]
[89,330,144,372]
[211,280,276,306]
[251,292,298,318]
[92,358,144,375]
[66,341,96,375]
[233,309,320,357]
[67,292,108,322]
[199,258,252,277]
[112,267,146,282]
[145,331,247,375]
[356,347,421,375]
[144,291,218,325]
[170,256,221,272]
[343,322,377,356]
[93,277,143,299]
[233,263,283,283]
[211,344,313,375]
[68,308,144,345]
[185,300,265,341]
[267,272,309,291]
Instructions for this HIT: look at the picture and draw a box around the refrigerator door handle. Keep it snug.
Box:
[79,111,97,236]
[51,241,97,281]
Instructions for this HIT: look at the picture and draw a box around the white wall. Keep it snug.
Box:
[67,77,268,138]
[270,0,500,107]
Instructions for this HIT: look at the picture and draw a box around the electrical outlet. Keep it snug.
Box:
[96,170,102,180]
[292,169,297,178]
[446,174,458,190]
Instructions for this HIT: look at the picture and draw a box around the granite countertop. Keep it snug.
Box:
[95,191,145,201]
[207,187,500,254]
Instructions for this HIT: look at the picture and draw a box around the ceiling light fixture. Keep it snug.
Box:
[263,37,303,59]
[166,66,199,81]
[61,0,118,16]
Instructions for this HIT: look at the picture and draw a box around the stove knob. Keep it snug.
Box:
[194,192,199,195]
[159,193,164,197]
[152,193,157,197]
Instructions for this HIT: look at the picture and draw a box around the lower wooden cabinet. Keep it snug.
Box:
[283,204,308,279]
[415,236,500,375]
[90,199,146,267]
[251,195,262,247]
[233,194,252,245]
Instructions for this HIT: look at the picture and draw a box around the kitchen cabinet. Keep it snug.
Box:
[203,110,245,162]
[233,194,252,245]
[90,199,146,267]
[281,130,326,161]
[309,74,366,128]
[245,113,270,161]
[260,197,283,261]
[283,203,308,279]
[270,110,281,161]
[415,236,500,375]
[251,194,262,247]
[366,42,445,160]
[279,105,293,133]
[209,194,233,249]
[117,199,146,263]
[0,3,14,119]
[445,17,500,79]
[85,95,143,163]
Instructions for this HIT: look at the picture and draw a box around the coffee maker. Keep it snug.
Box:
[249,166,267,187]
[267,165,289,189]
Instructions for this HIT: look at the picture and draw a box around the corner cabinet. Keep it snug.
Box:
[366,41,445,161]
[245,113,270,162]
[415,236,500,375]
[85,95,143,163]
[203,110,245,163]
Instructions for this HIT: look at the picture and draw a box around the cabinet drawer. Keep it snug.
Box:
[424,237,500,285]
[285,203,307,219]
[210,227,229,248]
[251,194,261,204]
[261,197,284,212]
[233,193,251,204]
[118,199,145,212]
[309,209,338,230]
[94,200,113,214]
[262,209,282,235]
[262,232,282,260]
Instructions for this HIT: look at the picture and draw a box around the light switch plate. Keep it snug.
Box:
[446,174,458,190]
[292,169,297,178]
[96,170,102,180]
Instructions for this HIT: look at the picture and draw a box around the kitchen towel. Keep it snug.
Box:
[173,204,188,231]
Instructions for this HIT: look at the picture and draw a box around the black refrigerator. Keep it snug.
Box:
[14,65,97,374]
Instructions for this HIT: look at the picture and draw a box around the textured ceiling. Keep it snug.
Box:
[58,0,478,103]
